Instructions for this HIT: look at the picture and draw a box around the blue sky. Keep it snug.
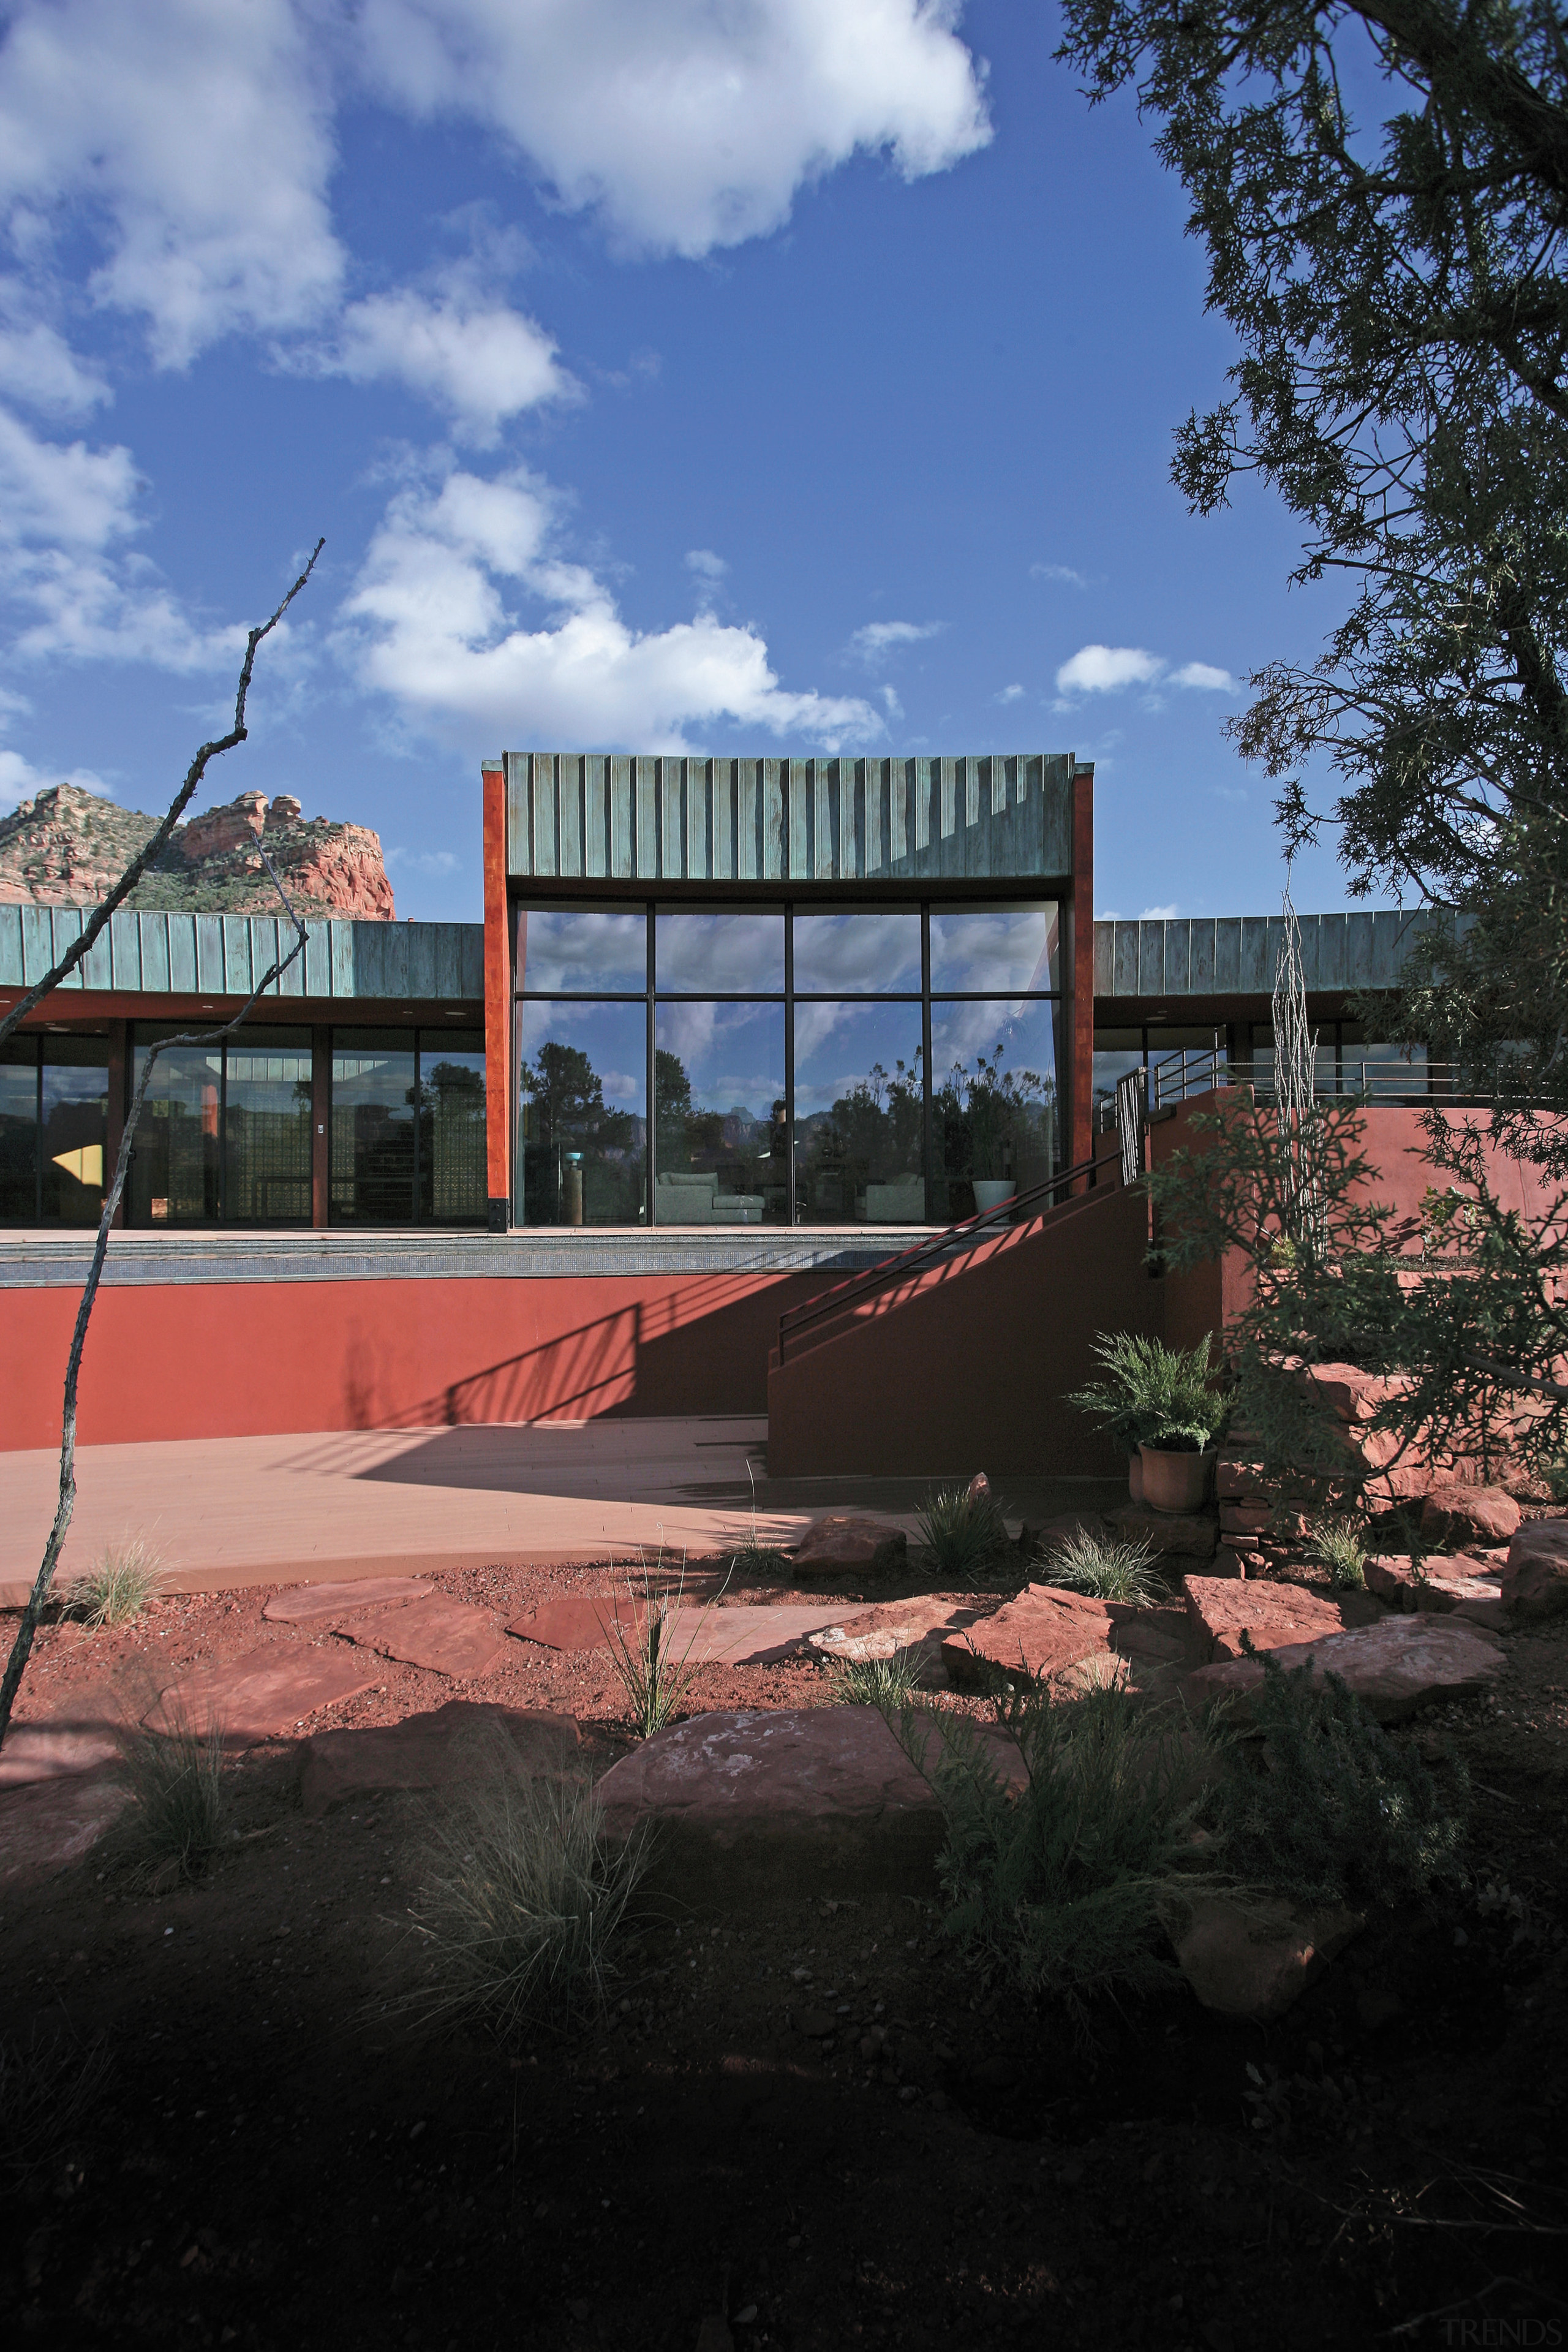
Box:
[0,0,1360,924]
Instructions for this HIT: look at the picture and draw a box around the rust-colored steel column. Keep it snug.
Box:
[1069,761,1095,1181]
[482,761,511,1230]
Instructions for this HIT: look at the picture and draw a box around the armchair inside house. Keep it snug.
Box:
[655,1170,766,1225]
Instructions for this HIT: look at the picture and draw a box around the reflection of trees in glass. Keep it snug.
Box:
[655,1046,724,1164]
[522,1042,636,1156]
[800,1054,923,1193]
[936,1044,1055,1180]
[420,1057,486,1219]
[521,1037,641,1223]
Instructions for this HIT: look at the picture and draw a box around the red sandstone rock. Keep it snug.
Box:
[806,1594,984,1680]
[789,1516,909,1578]
[341,1594,507,1679]
[507,1597,843,1662]
[1364,1554,1506,1625]
[0,1701,122,1786]
[180,793,268,860]
[1419,1484,1521,1548]
[263,1576,433,1624]
[299,1700,580,1818]
[0,1766,132,1889]
[1106,1503,1218,1560]
[1183,1614,1505,1722]
[595,1706,1026,1900]
[942,1583,1112,1690]
[1501,1519,1568,1622]
[145,1645,379,1747]
[1182,1575,1352,1663]
[1174,1893,1363,2021]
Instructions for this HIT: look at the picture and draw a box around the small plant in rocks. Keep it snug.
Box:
[918,1480,1012,1578]
[1041,1527,1164,1606]
[601,1549,723,1739]
[1304,1516,1370,1589]
[110,1706,228,1888]
[825,1651,924,1709]
[64,1533,167,1627]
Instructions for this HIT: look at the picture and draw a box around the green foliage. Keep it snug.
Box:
[1305,1516,1370,1590]
[1209,1644,1469,1913]
[601,1551,718,1739]
[824,1651,924,1709]
[1041,1527,1164,1606]
[918,1481,1014,1578]
[1055,0,1568,1160]
[895,1682,1216,2024]
[409,1758,649,2038]
[1065,1330,1230,1455]
[64,1534,167,1627]
[112,1709,227,1886]
[933,1045,1055,1184]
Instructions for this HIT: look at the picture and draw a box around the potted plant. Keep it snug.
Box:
[1067,1333,1229,1505]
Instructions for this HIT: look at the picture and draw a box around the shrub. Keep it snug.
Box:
[1066,1333,1231,1457]
[601,1550,719,1739]
[825,1651,924,1709]
[1042,1527,1164,1606]
[1305,1515,1370,1589]
[0,2025,111,2187]
[64,1534,167,1627]
[918,1481,1013,1578]
[111,1708,227,1887]
[409,1761,649,2038]
[1207,1642,1469,1911]
[895,1682,1217,2025]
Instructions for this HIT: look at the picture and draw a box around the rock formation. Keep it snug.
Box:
[0,781,396,920]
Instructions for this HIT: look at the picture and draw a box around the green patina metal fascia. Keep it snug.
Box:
[0,905,484,1000]
[1092,909,1446,999]
[502,752,1077,885]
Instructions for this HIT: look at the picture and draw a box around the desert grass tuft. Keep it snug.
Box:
[602,1548,724,1739]
[407,1760,649,2038]
[110,1707,228,1887]
[1305,1515,1370,1589]
[918,1481,1013,1579]
[0,2024,111,2185]
[825,1650,924,1709]
[64,1533,167,1627]
[1041,1527,1165,1606]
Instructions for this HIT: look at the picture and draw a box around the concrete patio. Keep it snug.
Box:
[0,1416,1123,1605]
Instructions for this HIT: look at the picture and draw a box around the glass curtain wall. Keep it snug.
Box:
[0,1036,110,1224]
[330,1029,486,1224]
[514,899,1062,1228]
[130,1026,311,1225]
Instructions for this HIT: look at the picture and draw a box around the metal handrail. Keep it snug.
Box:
[1148,1051,1507,1114]
[775,1146,1119,1366]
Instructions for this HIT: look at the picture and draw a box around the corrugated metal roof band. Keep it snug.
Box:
[0,904,484,1000]
[1091,910,1442,998]
[503,752,1078,883]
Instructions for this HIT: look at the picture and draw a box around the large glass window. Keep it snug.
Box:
[1,1042,40,1220]
[655,909,784,993]
[223,1031,311,1223]
[421,1031,487,1220]
[930,999,1058,1222]
[517,907,646,993]
[129,1029,222,1224]
[930,905,1059,993]
[1092,1026,1145,1127]
[41,1039,110,1224]
[655,1001,786,1224]
[794,1003,925,1223]
[793,908,921,994]
[331,1032,415,1223]
[518,1002,646,1227]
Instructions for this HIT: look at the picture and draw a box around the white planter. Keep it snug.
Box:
[972,1180,1016,1213]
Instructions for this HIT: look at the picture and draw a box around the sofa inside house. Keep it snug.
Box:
[654,1170,766,1225]
[862,1178,925,1222]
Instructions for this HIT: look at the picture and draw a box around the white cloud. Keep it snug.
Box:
[848,618,944,667]
[300,282,573,444]
[1055,645,1164,695]
[0,404,138,551]
[388,845,461,875]
[685,548,728,584]
[0,289,110,417]
[995,683,1024,704]
[1030,562,1085,586]
[0,0,342,366]
[880,683,903,719]
[0,691,107,809]
[1140,902,1180,920]
[337,463,882,753]
[356,0,990,257]
[1172,660,1235,691]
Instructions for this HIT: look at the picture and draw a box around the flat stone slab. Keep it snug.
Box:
[263,1576,433,1624]
[300,1700,581,1820]
[0,1700,122,1787]
[788,1516,908,1577]
[1183,1575,1353,1663]
[1365,1554,1506,1625]
[596,1706,1024,1901]
[943,1583,1112,1692]
[145,1644,379,1746]
[1183,1614,1506,1723]
[1175,1894,1363,2022]
[1419,1484,1521,1548]
[0,1766,132,1889]
[807,1595,984,1681]
[338,1594,507,1679]
[507,1597,843,1663]
[1106,1503,1218,1561]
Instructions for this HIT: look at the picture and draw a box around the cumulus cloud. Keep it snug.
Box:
[388,845,461,875]
[848,618,944,667]
[880,683,903,719]
[0,690,107,809]
[1030,562,1085,586]
[299,282,573,443]
[1172,660,1235,690]
[356,0,991,256]
[1055,644,1163,695]
[685,548,727,584]
[0,0,341,366]
[0,289,110,417]
[995,682,1024,704]
[336,463,881,753]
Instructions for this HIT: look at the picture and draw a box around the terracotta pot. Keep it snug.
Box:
[1139,1444,1213,1514]
[1127,1451,1145,1505]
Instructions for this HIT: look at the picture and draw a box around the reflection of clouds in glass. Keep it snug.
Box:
[794,1003,922,1113]
[518,1002,647,1111]
[930,907,1057,993]
[793,912,920,993]
[519,909,646,991]
[600,1068,642,1106]
[656,912,784,992]
[656,1001,783,1123]
[931,1000,1056,1095]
